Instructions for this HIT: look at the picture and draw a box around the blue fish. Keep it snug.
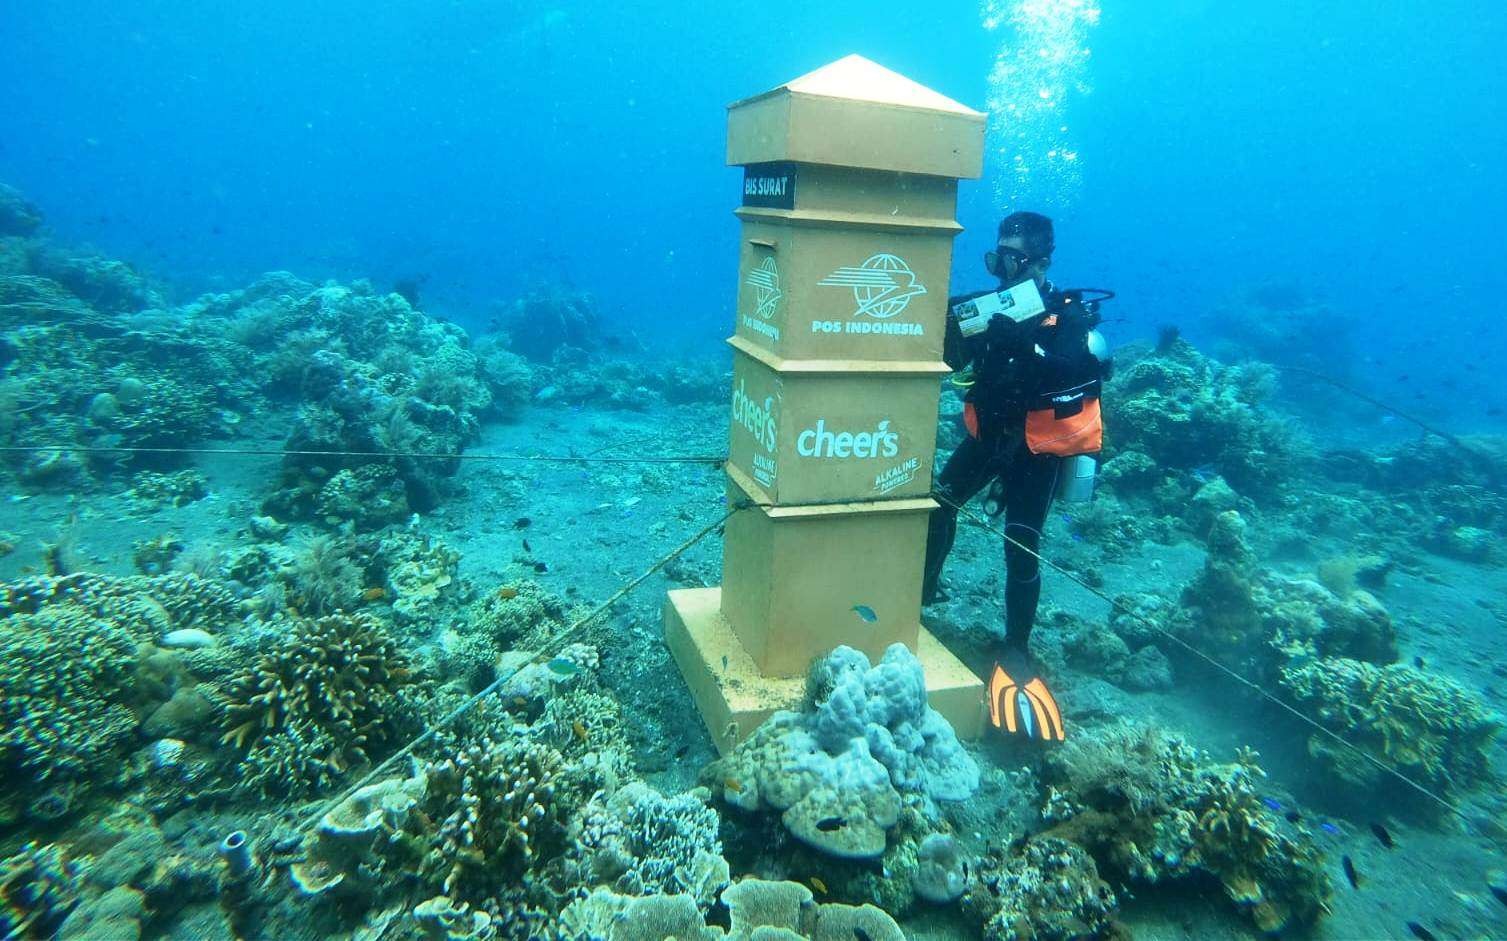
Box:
[1319,822,1342,836]
[851,604,878,623]
[545,657,580,678]
[1260,797,1283,812]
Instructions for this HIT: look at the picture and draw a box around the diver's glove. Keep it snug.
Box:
[983,312,1038,355]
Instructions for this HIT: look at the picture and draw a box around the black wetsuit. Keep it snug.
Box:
[923,282,1107,654]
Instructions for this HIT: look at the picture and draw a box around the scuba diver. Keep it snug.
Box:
[924,211,1111,741]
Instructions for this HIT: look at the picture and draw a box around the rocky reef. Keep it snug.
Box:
[1039,722,1332,935]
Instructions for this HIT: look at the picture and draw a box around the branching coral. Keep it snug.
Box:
[0,572,240,811]
[1039,722,1331,934]
[0,842,82,938]
[221,612,414,795]
[1280,657,1499,801]
[420,735,566,900]
[570,782,724,903]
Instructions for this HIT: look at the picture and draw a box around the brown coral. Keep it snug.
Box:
[221,613,413,781]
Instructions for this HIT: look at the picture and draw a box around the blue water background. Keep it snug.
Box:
[2,1,1504,386]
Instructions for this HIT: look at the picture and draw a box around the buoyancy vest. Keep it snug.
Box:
[957,304,1105,456]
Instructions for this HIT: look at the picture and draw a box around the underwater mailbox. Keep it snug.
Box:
[665,55,986,754]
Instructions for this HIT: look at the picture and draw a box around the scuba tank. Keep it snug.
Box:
[1057,454,1098,503]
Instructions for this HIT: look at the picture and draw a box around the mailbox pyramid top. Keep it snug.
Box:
[728,55,986,180]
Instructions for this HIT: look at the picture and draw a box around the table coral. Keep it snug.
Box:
[1280,656,1499,800]
[1040,722,1330,934]
[708,644,978,861]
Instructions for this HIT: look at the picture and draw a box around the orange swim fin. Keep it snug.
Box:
[988,661,1066,742]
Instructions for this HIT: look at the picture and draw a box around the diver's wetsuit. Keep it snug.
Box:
[923,283,1107,653]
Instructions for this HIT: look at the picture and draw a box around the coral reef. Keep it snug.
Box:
[1105,338,1304,502]
[959,837,1117,941]
[221,612,416,796]
[569,781,724,903]
[490,283,602,362]
[1280,657,1499,800]
[0,182,44,236]
[0,842,83,938]
[1162,509,1399,679]
[1039,722,1331,934]
[708,644,978,860]
[558,877,905,941]
[0,572,240,818]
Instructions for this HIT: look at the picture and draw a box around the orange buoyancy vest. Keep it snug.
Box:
[1024,378,1103,456]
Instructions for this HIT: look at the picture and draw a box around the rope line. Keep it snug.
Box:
[296,502,743,835]
[0,444,725,466]
[932,490,1464,820]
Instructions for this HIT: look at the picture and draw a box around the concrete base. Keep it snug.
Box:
[665,586,984,755]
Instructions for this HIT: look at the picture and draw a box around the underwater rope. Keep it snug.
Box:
[931,490,1466,821]
[0,444,725,465]
[295,501,745,836]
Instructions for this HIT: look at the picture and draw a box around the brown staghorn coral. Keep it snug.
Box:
[221,612,413,794]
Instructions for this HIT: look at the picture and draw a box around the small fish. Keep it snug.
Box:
[1489,884,1507,909]
[851,605,878,623]
[514,517,532,529]
[361,586,387,601]
[1413,655,1425,669]
[809,875,827,895]
[571,720,587,742]
[545,658,580,678]
[721,655,729,671]
[1407,922,1438,941]
[724,777,744,794]
[1260,797,1283,812]
[1285,811,1302,824]
[1342,855,1360,889]
[522,538,533,552]
[854,929,873,941]
[1370,822,1395,849]
[534,561,549,573]
[497,586,519,600]
[815,816,847,832]
[1190,463,1217,483]
[1319,821,1341,836]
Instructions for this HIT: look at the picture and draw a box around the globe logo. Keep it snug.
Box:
[818,253,927,319]
[745,256,782,319]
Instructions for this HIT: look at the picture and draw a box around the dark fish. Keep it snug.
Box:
[1397,374,1410,382]
[1342,854,1360,889]
[1413,656,1425,669]
[1370,822,1395,849]
[1487,406,1503,416]
[522,539,532,552]
[1489,884,1507,909]
[1285,811,1301,823]
[815,816,847,832]
[851,604,878,623]
[514,517,532,529]
[533,561,549,574]
[1407,922,1438,941]
[854,930,873,941]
